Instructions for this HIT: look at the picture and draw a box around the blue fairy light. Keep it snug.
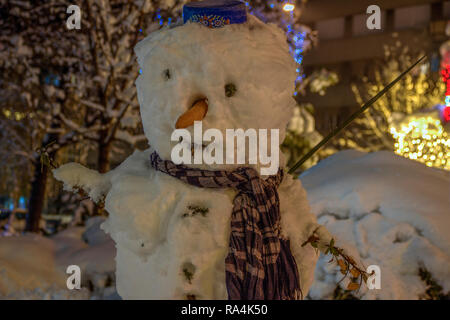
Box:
[19,196,26,209]
[246,1,307,89]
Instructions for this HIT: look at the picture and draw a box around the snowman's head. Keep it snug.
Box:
[135,15,297,174]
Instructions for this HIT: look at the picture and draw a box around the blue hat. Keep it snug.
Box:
[183,0,247,28]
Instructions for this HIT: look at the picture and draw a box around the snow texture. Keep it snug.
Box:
[53,163,111,203]
[53,15,325,299]
[303,150,450,299]
[0,218,116,299]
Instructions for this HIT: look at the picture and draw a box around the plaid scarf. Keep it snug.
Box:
[150,151,301,300]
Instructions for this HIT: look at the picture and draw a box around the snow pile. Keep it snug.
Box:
[301,150,450,299]
[0,233,89,299]
[0,217,116,299]
[82,216,111,246]
[55,220,117,299]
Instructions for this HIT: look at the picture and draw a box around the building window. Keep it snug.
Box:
[316,17,345,40]
[394,4,430,30]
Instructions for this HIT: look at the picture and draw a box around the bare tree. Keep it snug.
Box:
[1,0,186,231]
[1,0,82,232]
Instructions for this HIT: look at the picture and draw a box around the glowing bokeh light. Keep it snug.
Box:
[283,3,295,12]
[390,115,450,170]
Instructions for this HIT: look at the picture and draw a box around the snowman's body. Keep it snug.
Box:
[54,12,330,299]
[99,148,320,299]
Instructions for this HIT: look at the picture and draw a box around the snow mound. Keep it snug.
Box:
[82,216,111,246]
[301,150,450,299]
[0,233,89,299]
[54,219,116,281]
[0,217,116,299]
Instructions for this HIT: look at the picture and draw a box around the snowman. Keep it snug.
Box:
[54,0,332,300]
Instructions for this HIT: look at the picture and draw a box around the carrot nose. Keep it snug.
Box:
[175,99,208,129]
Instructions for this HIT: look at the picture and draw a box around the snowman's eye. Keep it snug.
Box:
[162,69,171,81]
[225,83,237,97]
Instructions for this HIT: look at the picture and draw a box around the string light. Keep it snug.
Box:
[390,56,450,169]
[390,115,450,170]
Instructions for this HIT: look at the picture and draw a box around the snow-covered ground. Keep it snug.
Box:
[1,150,448,299]
[0,217,117,299]
[302,150,450,299]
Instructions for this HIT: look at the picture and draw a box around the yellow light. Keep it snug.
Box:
[390,114,450,171]
[283,3,295,12]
